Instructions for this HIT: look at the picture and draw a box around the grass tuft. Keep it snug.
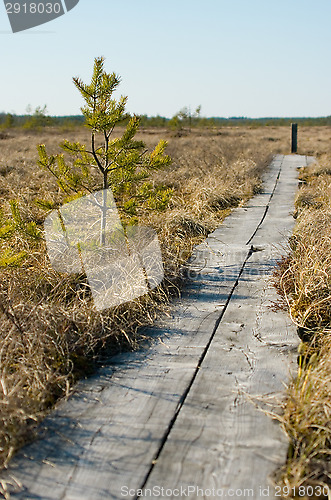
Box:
[274,154,331,497]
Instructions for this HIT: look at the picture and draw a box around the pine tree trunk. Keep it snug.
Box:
[100,173,108,246]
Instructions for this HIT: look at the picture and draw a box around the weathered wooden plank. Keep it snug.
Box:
[2,155,314,500]
[142,251,299,499]
[140,155,312,499]
[4,265,250,499]
[196,155,284,247]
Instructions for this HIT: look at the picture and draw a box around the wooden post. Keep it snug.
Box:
[291,123,298,153]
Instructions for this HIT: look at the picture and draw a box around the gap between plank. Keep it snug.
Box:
[135,245,254,499]
[246,155,284,245]
[135,155,286,498]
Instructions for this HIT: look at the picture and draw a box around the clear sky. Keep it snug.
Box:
[0,0,330,118]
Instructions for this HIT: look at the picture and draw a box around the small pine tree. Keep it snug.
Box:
[37,57,172,245]
[24,105,51,130]
[4,113,14,129]
[0,200,41,267]
[169,105,201,133]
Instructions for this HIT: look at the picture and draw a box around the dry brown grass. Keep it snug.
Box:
[274,155,331,497]
[276,334,331,498]
[0,123,329,486]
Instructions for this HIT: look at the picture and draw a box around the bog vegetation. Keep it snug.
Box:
[0,57,288,478]
[0,57,331,497]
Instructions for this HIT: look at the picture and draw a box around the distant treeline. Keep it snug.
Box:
[0,111,85,130]
[1,110,331,130]
[139,114,331,128]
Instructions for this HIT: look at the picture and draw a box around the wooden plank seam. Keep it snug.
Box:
[134,154,288,496]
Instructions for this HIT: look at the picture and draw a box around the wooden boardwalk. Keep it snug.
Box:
[3,155,314,499]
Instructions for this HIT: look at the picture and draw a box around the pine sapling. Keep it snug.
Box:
[37,57,172,246]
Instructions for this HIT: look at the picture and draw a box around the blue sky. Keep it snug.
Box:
[0,0,330,118]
